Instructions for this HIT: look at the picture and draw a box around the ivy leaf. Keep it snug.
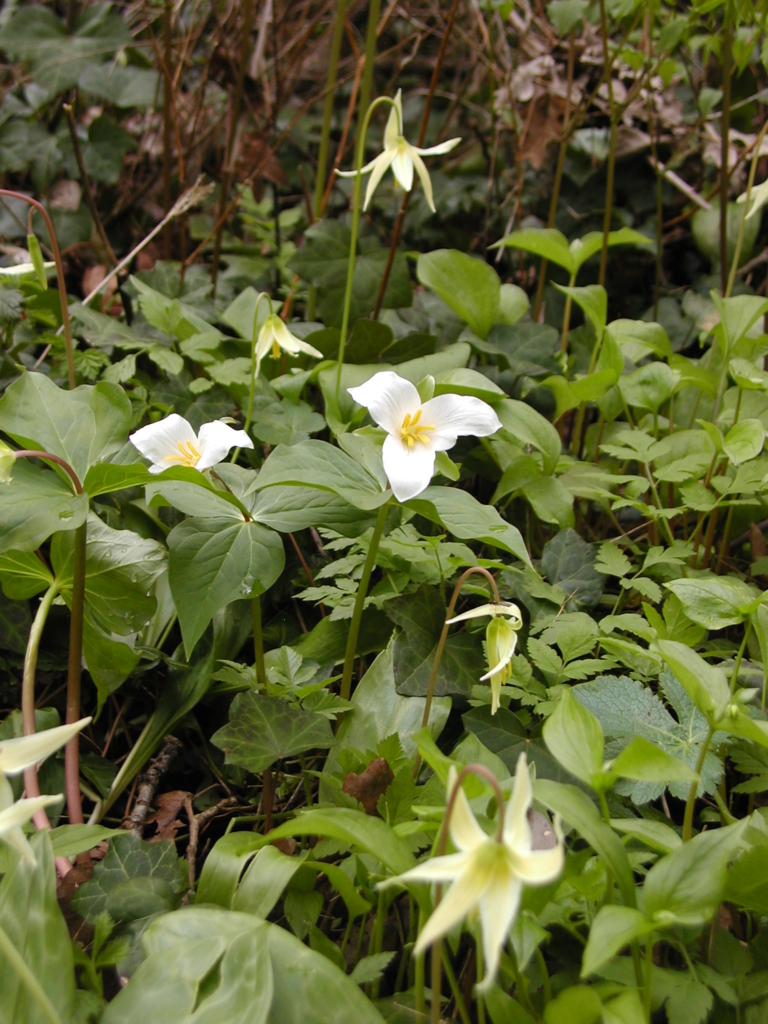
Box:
[71,833,187,925]
[573,673,723,803]
[211,692,334,773]
[541,529,603,610]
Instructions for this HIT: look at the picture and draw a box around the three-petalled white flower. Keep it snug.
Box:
[0,718,90,863]
[447,602,523,714]
[348,371,501,502]
[337,89,461,212]
[384,756,563,992]
[255,314,323,378]
[130,414,253,474]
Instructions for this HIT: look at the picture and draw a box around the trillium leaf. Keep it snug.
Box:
[416,248,500,339]
[0,549,55,599]
[168,517,285,658]
[0,458,88,555]
[254,439,388,511]
[211,692,333,774]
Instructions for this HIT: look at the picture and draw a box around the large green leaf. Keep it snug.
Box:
[497,399,562,474]
[168,517,285,657]
[654,640,730,725]
[416,249,500,340]
[663,577,758,631]
[0,832,76,1024]
[0,550,54,600]
[211,692,334,773]
[543,689,604,787]
[254,440,388,511]
[0,458,88,554]
[581,905,654,978]
[541,529,602,610]
[0,372,131,482]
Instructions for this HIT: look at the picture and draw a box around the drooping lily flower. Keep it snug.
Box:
[348,371,501,502]
[255,314,323,378]
[0,718,91,863]
[446,602,523,714]
[385,756,563,991]
[130,414,253,474]
[337,89,461,212]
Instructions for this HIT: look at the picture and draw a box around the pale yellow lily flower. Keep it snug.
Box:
[446,602,523,713]
[255,314,322,377]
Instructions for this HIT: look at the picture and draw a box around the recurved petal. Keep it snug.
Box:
[0,718,91,775]
[447,769,489,852]
[382,433,435,502]
[130,413,197,467]
[384,850,472,889]
[336,157,381,178]
[421,395,501,451]
[445,603,498,625]
[503,753,533,851]
[476,877,523,991]
[363,150,396,210]
[510,842,565,885]
[410,148,435,212]
[197,421,253,470]
[271,318,315,357]
[414,856,490,956]
[348,371,420,434]
[414,137,462,157]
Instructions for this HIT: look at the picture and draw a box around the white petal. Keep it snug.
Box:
[391,145,414,192]
[446,603,501,625]
[476,878,522,992]
[0,718,91,776]
[387,851,473,888]
[130,413,197,468]
[414,858,490,956]
[336,157,381,178]
[347,371,420,435]
[382,433,435,502]
[510,844,564,885]
[447,770,489,852]
[363,150,395,211]
[479,631,517,681]
[421,395,501,451]
[413,137,462,157]
[385,91,403,148]
[197,421,253,470]
[503,753,533,851]
[410,148,435,212]
[294,337,323,359]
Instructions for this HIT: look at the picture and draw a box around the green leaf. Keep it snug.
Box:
[211,692,333,773]
[49,824,122,859]
[547,0,588,35]
[222,286,270,341]
[254,440,388,511]
[654,640,730,724]
[581,905,654,977]
[497,399,562,474]
[493,229,576,275]
[724,846,768,915]
[288,221,412,328]
[723,419,765,465]
[0,832,76,1024]
[71,833,187,925]
[544,985,603,1024]
[498,283,530,325]
[0,549,54,599]
[542,371,617,421]
[541,529,602,610]
[619,363,675,414]
[609,818,682,854]
[729,357,768,391]
[609,735,698,785]
[0,371,131,482]
[0,457,88,554]
[350,951,396,985]
[710,293,768,351]
[543,689,604,787]
[168,517,285,658]
[643,821,747,926]
[478,322,560,379]
[535,779,636,906]
[231,845,307,918]
[594,542,632,579]
[344,318,395,363]
[663,576,756,630]
[569,229,652,274]
[555,284,607,338]
[416,249,500,340]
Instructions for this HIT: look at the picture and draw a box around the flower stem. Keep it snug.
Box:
[719,7,732,295]
[233,292,272,462]
[65,521,86,826]
[431,940,442,1024]
[415,907,426,1016]
[415,567,501,778]
[477,940,487,1024]
[252,594,266,691]
[597,0,616,287]
[0,190,74,389]
[726,118,768,298]
[335,96,397,403]
[682,725,714,842]
[340,499,389,701]
[22,580,61,827]
[643,933,654,1024]
[0,920,63,1024]
[442,946,471,1024]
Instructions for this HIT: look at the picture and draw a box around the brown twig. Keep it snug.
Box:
[128,735,183,837]
[184,795,238,886]
[62,104,118,268]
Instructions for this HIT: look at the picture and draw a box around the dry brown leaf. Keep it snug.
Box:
[751,523,767,562]
[146,789,191,841]
[342,758,394,816]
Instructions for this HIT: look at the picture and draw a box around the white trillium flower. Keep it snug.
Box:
[348,371,501,502]
[337,89,461,212]
[130,414,253,474]
[255,314,323,378]
[0,718,90,864]
[385,756,563,992]
[447,602,523,714]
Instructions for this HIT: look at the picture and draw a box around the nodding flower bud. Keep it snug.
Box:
[0,442,15,484]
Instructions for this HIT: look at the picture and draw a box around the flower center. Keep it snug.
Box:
[400,408,435,449]
[163,439,202,467]
[271,338,281,359]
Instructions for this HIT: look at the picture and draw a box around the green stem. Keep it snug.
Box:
[477,938,487,1024]
[560,274,576,352]
[340,499,389,701]
[357,0,381,134]
[252,594,266,691]
[233,292,272,461]
[370,888,386,999]
[442,947,471,1024]
[726,119,768,298]
[431,940,442,1024]
[682,725,714,842]
[643,933,655,1024]
[0,921,63,1024]
[415,908,426,1017]
[597,0,616,287]
[22,580,61,821]
[730,622,751,694]
[307,0,348,320]
[719,7,732,295]
[65,521,86,826]
[335,96,397,403]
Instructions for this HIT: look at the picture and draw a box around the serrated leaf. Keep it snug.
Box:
[350,951,396,985]
[595,542,632,578]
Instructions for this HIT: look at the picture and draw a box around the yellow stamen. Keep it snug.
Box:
[163,439,202,467]
[400,408,435,449]
[271,339,281,359]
